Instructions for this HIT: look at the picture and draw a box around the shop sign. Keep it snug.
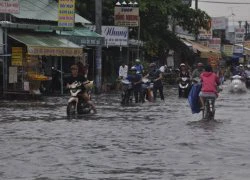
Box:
[0,0,19,14]
[233,45,243,54]
[87,25,128,47]
[198,27,212,40]
[114,7,139,27]
[223,45,234,56]
[235,27,245,43]
[27,47,82,57]
[209,38,221,51]
[212,17,228,30]
[9,66,17,83]
[58,0,75,28]
[11,47,23,66]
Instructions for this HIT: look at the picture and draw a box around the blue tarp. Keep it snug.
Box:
[188,83,202,114]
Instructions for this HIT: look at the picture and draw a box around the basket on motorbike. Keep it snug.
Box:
[83,81,94,91]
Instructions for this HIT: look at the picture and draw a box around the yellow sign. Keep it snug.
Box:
[58,0,75,28]
[223,45,233,56]
[27,47,82,57]
[11,47,23,66]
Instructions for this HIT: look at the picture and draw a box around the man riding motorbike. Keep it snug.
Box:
[144,63,164,101]
[199,65,220,110]
[126,66,142,103]
[66,64,97,113]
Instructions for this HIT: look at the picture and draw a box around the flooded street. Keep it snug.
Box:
[1,82,250,180]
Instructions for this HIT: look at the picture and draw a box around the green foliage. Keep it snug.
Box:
[75,0,210,62]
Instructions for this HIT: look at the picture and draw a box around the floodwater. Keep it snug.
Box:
[0,82,250,180]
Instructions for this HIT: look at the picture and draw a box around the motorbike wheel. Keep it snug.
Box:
[67,101,76,116]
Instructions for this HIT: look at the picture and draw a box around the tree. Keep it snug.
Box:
[75,0,211,64]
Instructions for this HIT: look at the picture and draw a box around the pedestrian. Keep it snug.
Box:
[118,62,128,80]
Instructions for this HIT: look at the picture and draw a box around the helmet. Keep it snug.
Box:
[180,63,186,67]
[149,63,156,67]
[130,66,137,71]
[135,59,140,63]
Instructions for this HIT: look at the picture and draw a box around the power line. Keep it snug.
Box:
[196,0,250,5]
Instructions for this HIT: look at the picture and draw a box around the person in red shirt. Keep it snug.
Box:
[199,65,220,110]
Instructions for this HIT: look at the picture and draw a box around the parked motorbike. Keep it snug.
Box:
[229,75,247,93]
[178,77,191,98]
[202,96,216,121]
[141,78,154,102]
[66,81,93,116]
[121,79,133,105]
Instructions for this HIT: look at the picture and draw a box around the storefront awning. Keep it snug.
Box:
[182,39,221,59]
[8,33,83,57]
[57,28,104,47]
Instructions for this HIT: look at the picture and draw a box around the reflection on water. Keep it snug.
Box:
[1,84,250,180]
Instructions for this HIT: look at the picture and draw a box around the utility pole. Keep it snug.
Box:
[195,0,198,10]
[95,0,102,93]
[195,0,198,40]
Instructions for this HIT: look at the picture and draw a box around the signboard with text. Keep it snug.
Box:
[58,0,75,28]
[235,27,245,43]
[87,25,128,46]
[223,45,234,56]
[11,47,23,66]
[114,7,139,27]
[209,38,221,51]
[0,0,19,14]
[27,47,82,57]
[212,17,228,30]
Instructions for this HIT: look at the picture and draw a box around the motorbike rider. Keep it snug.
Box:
[126,66,142,103]
[199,65,220,110]
[144,63,164,101]
[133,59,144,75]
[66,64,97,113]
[179,63,191,79]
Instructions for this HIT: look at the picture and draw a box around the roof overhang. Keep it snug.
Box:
[8,33,83,57]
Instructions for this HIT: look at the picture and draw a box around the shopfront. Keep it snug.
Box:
[7,32,83,95]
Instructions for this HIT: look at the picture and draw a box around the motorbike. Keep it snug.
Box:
[66,81,93,116]
[229,75,247,93]
[121,79,133,105]
[141,78,154,102]
[178,77,191,98]
[245,72,250,88]
[202,96,216,121]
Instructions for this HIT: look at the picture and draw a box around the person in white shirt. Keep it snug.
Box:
[119,63,128,79]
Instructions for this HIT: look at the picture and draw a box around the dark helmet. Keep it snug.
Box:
[204,65,212,72]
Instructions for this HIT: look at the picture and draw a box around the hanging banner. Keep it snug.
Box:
[114,7,139,27]
[0,0,19,14]
[11,47,23,66]
[58,0,75,28]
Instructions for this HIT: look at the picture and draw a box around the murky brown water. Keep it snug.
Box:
[0,82,250,180]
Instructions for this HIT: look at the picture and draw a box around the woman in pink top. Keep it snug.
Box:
[199,65,220,109]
